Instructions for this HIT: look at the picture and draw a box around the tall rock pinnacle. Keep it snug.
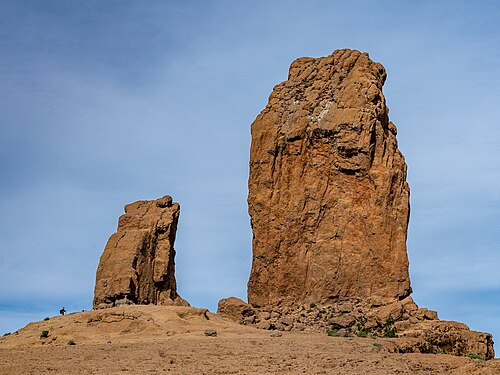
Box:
[93,195,187,309]
[248,49,411,307]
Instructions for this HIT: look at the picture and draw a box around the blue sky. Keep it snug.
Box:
[1,0,499,352]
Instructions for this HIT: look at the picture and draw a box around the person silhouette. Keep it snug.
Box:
[60,307,66,315]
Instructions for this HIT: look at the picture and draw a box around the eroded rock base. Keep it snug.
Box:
[218,297,494,360]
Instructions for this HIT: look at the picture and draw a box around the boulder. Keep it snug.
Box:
[217,297,255,324]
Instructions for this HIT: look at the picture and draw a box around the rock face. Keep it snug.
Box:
[93,195,187,309]
[229,49,494,359]
[248,49,411,307]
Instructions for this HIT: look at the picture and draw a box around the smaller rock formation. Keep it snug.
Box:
[93,195,188,309]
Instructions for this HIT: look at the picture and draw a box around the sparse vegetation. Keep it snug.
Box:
[40,330,49,339]
[3,332,11,337]
[319,309,326,314]
[309,303,316,309]
[44,317,50,321]
[372,342,383,349]
[467,352,483,361]
[330,323,342,330]
[356,330,368,338]
[355,317,371,338]
[327,329,340,337]
[381,316,397,338]
[67,340,76,346]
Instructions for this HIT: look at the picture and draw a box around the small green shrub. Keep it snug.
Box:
[40,330,49,338]
[381,316,397,338]
[356,330,368,338]
[327,329,340,337]
[467,352,483,361]
[67,340,76,346]
[382,327,396,338]
[309,303,316,309]
[356,318,370,338]
[3,332,11,337]
[44,317,50,321]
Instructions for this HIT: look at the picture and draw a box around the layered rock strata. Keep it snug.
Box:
[93,195,187,309]
[248,49,411,307]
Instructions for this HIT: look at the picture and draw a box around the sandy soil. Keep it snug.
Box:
[0,306,498,374]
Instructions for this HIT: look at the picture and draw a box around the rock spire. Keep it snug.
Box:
[248,49,410,307]
[93,195,187,309]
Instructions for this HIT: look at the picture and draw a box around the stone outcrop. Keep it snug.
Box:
[93,195,188,309]
[248,48,410,307]
[218,296,494,359]
[218,49,494,360]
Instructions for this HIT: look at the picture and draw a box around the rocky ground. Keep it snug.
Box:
[1,305,498,374]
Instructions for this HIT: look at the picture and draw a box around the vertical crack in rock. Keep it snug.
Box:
[93,195,188,309]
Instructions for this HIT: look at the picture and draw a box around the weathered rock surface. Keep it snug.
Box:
[248,48,411,307]
[217,297,255,324]
[218,297,494,359]
[223,48,494,360]
[93,195,188,309]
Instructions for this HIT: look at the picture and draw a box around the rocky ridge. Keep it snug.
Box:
[93,195,187,309]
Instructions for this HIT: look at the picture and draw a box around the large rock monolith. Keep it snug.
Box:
[218,49,494,359]
[93,195,188,309]
[248,49,411,307]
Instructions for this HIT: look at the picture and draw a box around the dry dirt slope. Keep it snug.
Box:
[0,305,498,374]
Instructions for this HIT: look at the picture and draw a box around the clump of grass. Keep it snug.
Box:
[467,352,483,361]
[40,330,49,339]
[67,340,76,346]
[44,317,50,321]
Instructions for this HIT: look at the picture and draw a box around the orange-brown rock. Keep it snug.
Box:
[93,195,188,309]
[242,49,494,359]
[248,49,411,307]
[217,297,255,324]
